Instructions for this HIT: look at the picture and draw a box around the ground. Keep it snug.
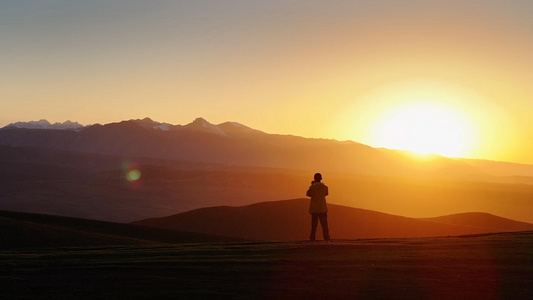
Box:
[1,232,532,299]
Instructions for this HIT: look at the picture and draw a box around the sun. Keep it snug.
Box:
[370,102,474,157]
[337,79,482,158]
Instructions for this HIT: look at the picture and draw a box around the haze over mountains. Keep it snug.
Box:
[1,117,533,229]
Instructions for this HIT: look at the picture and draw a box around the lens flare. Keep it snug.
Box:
[126,169,141,181]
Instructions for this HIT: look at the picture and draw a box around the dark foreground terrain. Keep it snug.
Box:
[1,231,532,300]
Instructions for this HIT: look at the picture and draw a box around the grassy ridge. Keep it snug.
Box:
[1,231,532,299]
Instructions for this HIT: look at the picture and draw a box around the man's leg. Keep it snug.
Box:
[318,213,331,241]
[309,214,319,241]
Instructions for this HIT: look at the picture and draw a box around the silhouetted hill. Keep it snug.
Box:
[421,212,533,231]
[132,199,533,241]
[0,210,243,249]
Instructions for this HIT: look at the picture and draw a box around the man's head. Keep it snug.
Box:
[314,173,322,182]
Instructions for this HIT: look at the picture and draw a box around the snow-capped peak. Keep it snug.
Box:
[128,117,175,131]
[155,123,171,131]
[218,121,263,135]
[185,118,227,136]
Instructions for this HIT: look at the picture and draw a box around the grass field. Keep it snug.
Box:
[1,231,532,299]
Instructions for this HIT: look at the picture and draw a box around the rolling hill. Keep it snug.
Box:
[421,212,533,231]
[3,201,532,250]
[132,199,533,241]
[0,210,242,249]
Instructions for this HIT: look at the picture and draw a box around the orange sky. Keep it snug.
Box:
[2,1,533,164]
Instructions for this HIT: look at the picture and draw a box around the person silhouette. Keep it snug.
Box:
[306,173,331,245]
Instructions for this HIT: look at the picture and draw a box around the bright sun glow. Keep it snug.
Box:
[371,102,474,157]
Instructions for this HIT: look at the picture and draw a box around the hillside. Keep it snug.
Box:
[0,210,242,249]
[132,199,533,240]
[421,212,533,231]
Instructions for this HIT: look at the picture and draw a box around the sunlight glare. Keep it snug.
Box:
[371,102,474,157]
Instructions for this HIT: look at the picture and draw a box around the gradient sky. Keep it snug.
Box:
[2,0,533,163]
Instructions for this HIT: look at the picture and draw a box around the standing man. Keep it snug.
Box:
[306,173,331,245]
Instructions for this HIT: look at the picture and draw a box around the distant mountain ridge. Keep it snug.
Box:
[132,199,533,241]
[2,117,262,136]
[128,117,265,136]
[5,119,85,130]
[0,117,397,177]
[2,117,533,181]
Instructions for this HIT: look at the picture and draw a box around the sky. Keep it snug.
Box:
[2,0,533,164]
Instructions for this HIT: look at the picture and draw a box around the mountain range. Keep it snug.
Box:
[3,117,533,180]
[1,117,387,176]
[5,119,85,130]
